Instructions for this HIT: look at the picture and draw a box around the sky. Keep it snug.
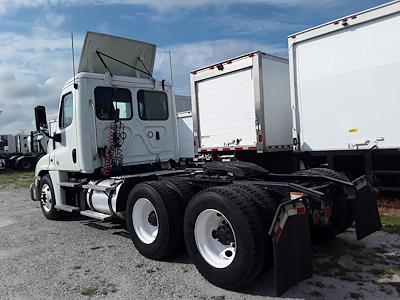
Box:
[0,0,392,134]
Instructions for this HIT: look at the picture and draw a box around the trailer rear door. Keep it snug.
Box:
[196,68,256,148]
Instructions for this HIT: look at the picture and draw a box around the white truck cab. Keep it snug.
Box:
[36,32,179,176]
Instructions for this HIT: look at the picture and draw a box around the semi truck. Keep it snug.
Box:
[0,132,48,170]
[30,31,380,296]
[192,0,400,193]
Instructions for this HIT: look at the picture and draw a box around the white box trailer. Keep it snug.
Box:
[290,0,400,151]
[190,52,292,153]
[289,0,400,190]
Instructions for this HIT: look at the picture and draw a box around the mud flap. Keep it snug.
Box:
[352,176,381,240]
[269,200,313,297]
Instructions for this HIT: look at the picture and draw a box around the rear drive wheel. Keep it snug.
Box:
[39,175,63,220]
[126,181,183,260]
[229,183,278,269]
[184,186,267,290]
[160,177,196,209]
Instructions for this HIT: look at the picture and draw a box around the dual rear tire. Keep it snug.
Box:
[126,179,276,290]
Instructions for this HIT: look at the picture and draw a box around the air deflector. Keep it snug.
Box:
[78,31,156,79]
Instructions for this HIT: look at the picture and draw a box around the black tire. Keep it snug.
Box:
[294,168,353,240]
[295,167,349,182]
[19,158,33,170]
[229,183,278,269]
[160,177,196,209]
[39,175,63,220]
[126,181,183,260]
[184,186,267,290]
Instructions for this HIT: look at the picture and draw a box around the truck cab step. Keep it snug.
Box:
[80,210,112,221]
[54,204,80,212]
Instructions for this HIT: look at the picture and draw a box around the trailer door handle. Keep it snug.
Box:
[155,131,160,140]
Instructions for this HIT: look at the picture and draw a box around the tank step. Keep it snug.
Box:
[54,204,80,212]
[80,210,112,221]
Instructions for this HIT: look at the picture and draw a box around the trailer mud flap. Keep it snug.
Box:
[352,176,381,240]
[269,200,313,297]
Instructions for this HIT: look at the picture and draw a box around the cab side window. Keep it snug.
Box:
[95,87,132,120]
[137,90,168,120]
[59,93,73,129]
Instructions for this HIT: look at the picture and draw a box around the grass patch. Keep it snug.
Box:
[381,215,400,235]
[0,171,34,188]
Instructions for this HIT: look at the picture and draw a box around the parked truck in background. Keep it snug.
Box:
[30,31,380,296]
[0,132,48,170]
[192,0,400,193]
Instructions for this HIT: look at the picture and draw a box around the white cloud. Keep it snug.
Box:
[45,13,66,28]
[0,0,343,14]
[154,39,286,95]
[214,14,304,35]
[0,28,83,134]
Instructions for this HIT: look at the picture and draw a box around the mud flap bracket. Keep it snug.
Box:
[269,199,313,297]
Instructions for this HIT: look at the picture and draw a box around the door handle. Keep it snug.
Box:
[72,149,77,163]
[155,131,160,140]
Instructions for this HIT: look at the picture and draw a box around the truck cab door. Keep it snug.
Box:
[53,90,80,171]
[136,90,177,162]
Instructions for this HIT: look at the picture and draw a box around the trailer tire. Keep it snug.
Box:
[294,168,354,240]
[184,186,267,290]
[126,181,183,260]
[39,175,63,220]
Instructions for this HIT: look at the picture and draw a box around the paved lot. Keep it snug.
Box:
[1,187,400,299]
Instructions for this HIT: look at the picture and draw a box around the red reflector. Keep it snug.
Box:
[312,211,320,223]
[258,135,263,143]
[235,147,243,150]
[297,207,306,215]
[324,206,332,219]
[226,60,232,64]
[223,147,230,151]
[211,148,218,152]
[248,146,256,150]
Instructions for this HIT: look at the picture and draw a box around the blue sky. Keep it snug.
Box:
[0,0,391,133]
